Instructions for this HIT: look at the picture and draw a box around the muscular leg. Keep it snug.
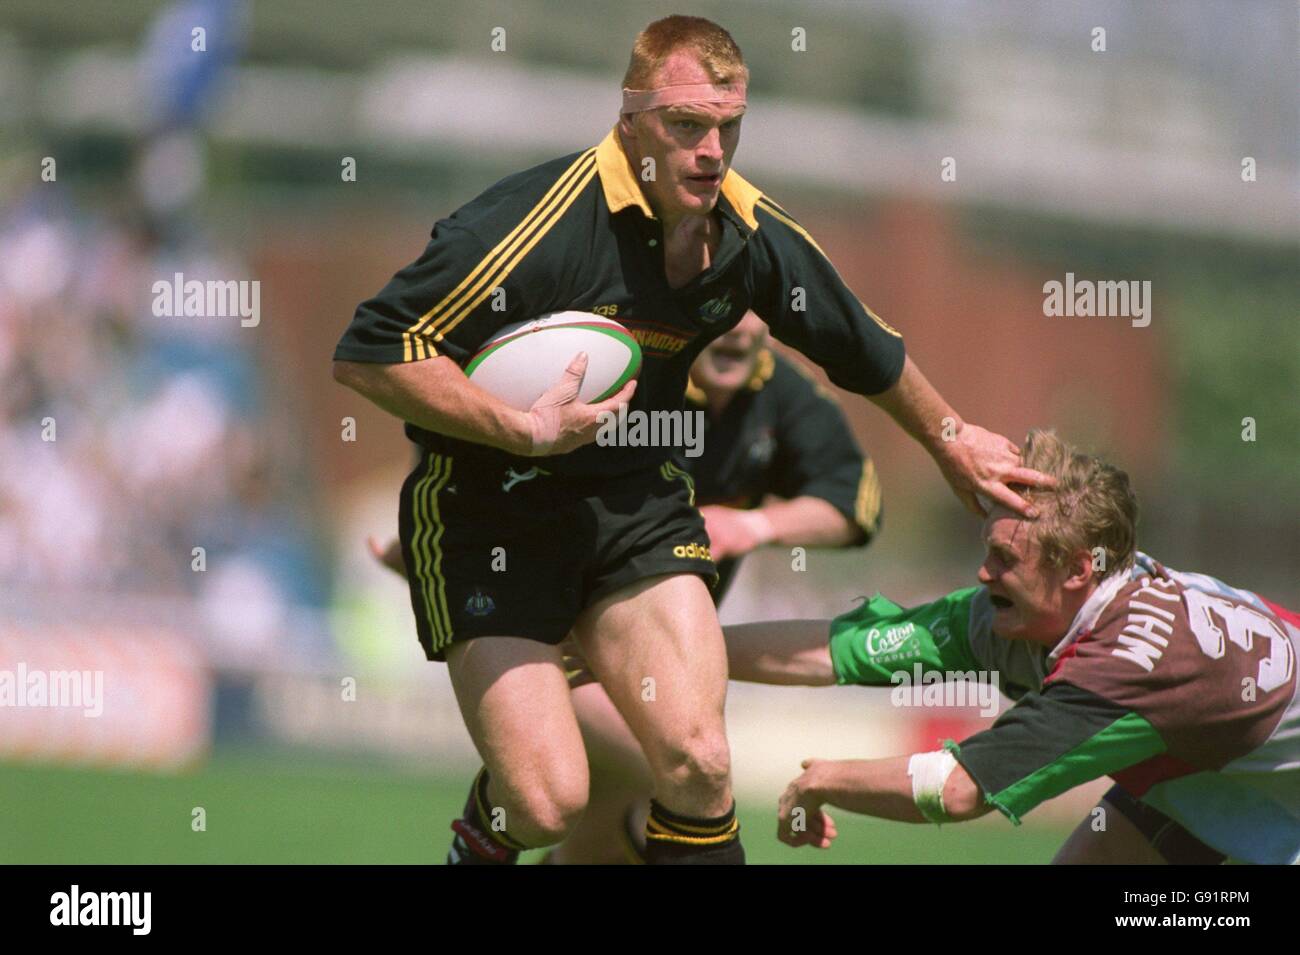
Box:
[551,615,836,863]
[445,637,589,850]
[573,573,740,862]
[549,682,654,864]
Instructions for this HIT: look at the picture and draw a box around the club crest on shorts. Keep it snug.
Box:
[465,588,496,617]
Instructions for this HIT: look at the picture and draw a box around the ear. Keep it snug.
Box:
[618,112,638,142]
[1062,549,1095,592]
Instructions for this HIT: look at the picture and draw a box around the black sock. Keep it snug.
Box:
[643,798,745,865]
[447,768,528,865]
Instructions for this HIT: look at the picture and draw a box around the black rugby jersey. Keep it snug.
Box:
[680,349,881,599]
[334,128,906,479]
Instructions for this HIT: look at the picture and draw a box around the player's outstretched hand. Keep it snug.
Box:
[367,536,407,577]
[699,505,772,560]
[526,352,637,456]
[777,758,838,849]
[936,423,1055,518]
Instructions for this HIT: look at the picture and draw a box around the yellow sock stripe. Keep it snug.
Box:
[410,456,444,647]
[424,456,454,653]
[756,197,901,338]
[854,458,882,532]
[427,160,597,345]
[401,149,598,359]
[645,818,740,845]
[648,811,738,836]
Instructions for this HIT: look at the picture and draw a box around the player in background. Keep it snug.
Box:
[681,310,882,595]
[740,429,1296,864]
[334,15,1049,865]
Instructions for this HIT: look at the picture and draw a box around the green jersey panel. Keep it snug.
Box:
[829,587,983,686]
[949,681,1167,824]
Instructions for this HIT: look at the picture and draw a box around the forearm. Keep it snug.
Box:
[333,357,533,456]
[806,755,991,824]
[810,757,928,823]
[722,620,837,686]
[867,356,961,458]
[759,496,861,548]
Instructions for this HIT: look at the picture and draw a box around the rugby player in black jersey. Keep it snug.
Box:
[335,16,1050,865]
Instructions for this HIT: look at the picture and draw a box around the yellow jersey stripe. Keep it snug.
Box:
[429,160,598,344]
[756,197,901,339]
[854,459,882,533]
[405,147,595,346]
[402,149,598,358]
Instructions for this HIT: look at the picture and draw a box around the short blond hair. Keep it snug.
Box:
[623,15,749,91]
[1018,429,1138,579]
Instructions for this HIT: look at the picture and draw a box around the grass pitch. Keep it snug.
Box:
[2,750,1071,864]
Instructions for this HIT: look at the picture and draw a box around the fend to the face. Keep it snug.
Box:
[691,310,767,394]
[618,51,745,222]
[978,505,1090,645]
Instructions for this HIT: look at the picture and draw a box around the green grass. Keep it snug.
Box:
[2,751,1070,864]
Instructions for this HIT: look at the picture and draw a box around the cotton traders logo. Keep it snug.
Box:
[865,622,915,656]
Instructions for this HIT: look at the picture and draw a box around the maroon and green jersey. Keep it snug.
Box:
[828,553,1300,863]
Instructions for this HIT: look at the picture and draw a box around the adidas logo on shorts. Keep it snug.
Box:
[672,542,713,561]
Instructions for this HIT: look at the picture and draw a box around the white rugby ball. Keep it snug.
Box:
[465,312,642,411]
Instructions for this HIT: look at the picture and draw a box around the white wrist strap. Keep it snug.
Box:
[908,750,958,825]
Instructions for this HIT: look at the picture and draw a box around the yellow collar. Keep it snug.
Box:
[745,347,775,390]
[595,126,764,231]
[685,348,775,405]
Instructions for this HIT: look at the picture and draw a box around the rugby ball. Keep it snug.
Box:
[465,312,642,410]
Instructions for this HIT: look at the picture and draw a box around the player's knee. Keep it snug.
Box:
[658,728,731,795]
[512,778,588,845]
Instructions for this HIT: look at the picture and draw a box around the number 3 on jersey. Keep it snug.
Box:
[1185,590,1296,694]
